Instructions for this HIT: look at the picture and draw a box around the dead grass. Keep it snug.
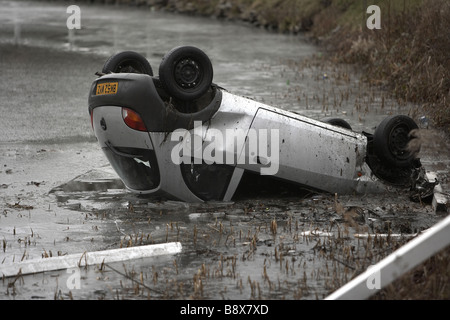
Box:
[371,246,450,300]
[325,0,450,131]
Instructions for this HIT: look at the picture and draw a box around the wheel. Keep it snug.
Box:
[373,115,419,168]
[159,46,213,101]
[102,51,153,76]
[322,117,352,130]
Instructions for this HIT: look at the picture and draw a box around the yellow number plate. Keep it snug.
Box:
[96,82,118,95]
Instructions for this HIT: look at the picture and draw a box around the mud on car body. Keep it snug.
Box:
[88,46,433,202]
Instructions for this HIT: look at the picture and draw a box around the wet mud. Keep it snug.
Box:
[0,0,449,300]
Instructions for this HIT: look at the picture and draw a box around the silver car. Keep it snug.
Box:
[88,46,430,202]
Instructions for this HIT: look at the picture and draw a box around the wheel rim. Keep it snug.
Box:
[174,58,201,89]
[388,124,410,160]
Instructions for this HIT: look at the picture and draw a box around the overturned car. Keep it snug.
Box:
[88,46,431,202]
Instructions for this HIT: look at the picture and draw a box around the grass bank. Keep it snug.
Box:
[323,0,450,132]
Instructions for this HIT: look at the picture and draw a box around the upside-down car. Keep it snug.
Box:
[88,46,432,202]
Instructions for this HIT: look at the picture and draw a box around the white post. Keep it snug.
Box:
[325,215,450,300]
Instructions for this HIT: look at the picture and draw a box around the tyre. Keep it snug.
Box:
[373,115,419,168]
[159,46,213,101]
[322,117,352,130]
[102,51,153,76]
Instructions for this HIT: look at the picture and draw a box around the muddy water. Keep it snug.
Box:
[0,1,448,301]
